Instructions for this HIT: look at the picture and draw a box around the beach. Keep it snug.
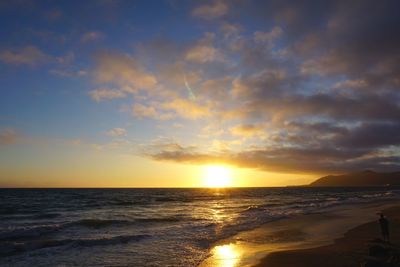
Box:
[200,200,400,267]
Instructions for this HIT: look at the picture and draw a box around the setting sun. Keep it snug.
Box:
[203,165,232,188]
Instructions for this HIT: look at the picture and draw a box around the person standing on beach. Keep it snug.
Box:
[379,213,390,242]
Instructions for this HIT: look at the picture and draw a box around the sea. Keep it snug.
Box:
[0,187,399,266]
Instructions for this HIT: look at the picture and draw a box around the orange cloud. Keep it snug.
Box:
[230,124,265,137]
[161,98,210,119]
[93,52,157,90]
[132,102,176,120]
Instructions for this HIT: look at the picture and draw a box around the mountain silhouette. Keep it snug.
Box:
[309,170,400,186]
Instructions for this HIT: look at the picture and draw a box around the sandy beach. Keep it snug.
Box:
[200,200,400,267]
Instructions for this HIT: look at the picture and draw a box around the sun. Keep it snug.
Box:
[203,165,232,188]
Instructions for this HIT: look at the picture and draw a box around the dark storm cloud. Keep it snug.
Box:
[239,0,400,93]
[147,139,400,174]
[293,0,400,85]
[336,123,400,149]
[290,93,400,122]
[239,93,400,124]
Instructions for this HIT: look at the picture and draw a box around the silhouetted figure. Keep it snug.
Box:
[379,213,390,242]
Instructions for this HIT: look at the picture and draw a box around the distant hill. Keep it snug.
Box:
[309,170,400,187]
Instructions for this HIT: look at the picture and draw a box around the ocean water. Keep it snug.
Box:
[0,187,399,266]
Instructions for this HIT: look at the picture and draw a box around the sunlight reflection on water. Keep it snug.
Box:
[212,243,240,267]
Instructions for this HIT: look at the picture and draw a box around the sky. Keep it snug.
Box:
[1,0,400,187]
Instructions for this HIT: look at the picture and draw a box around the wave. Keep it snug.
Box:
[2,213,62,221]
[70,219,131,228]
[0,219,134,241]
[134,217,183,223]
[33,213,61,219]
[70,217,184,228]
[243,205,266,213]
[0,224,63,241]
[74,234,150,246]
[361,191,393,198]
[0,215,186,242]
[0,207,19,215]
[111,200,144,206]
[0,234,151,257]
[155,196,183,202]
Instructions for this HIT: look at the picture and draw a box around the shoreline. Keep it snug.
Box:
[255,204,400,267]
[199,200,400,267]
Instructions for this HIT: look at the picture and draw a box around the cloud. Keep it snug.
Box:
[131,95,211,120]
[274,94,400,122]
[0,46,50,66]
[230,124,265,137]
[220,22,242,38]
[106,128,127,137]
[185,44,222,63]
[0,128,19,146]
[144,140,215,164]
[146,140,400,174]
[336,123,400,149]
[85,0,400,174]
[254,26,283,44]
[333,79,368,90]
[231,69,288,98]
[56,52,75,65]
[199,76,232,101]
[283,0,400,92]
[81,31,105,43]
[161,98,210,120]
[192,0,228,20]
[185,33,224,63]
[89,88,126,102]
[49,69,87,77]
[132,103,173,120]
[93,52,157,90]
[173,123,184,129]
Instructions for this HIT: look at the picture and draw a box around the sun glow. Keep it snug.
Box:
[212,244,240,267]
[203,165,232,188]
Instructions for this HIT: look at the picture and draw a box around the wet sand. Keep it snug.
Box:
[199,200,400,267]
[255,204,400,267]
